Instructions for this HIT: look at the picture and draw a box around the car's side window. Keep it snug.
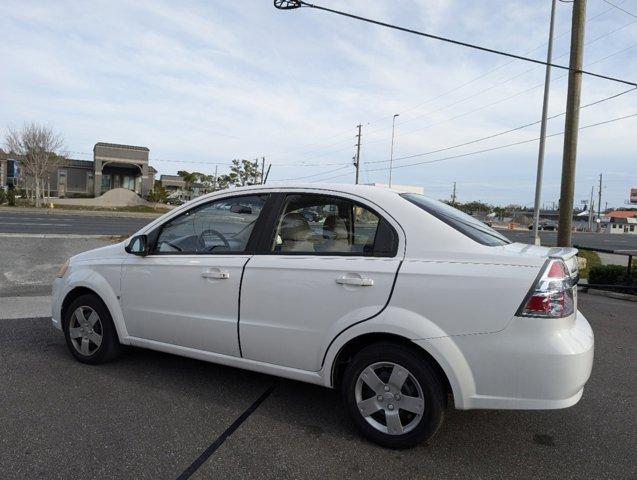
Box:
[270,194,396,256]
[153,194,268,254]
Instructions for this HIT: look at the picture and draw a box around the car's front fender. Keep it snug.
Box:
[56,263,129,342]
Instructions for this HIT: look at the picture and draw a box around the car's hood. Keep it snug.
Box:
[70,241,127,264]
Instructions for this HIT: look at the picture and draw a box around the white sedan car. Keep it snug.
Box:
[52,184,594,448]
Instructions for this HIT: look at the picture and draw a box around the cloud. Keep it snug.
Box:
[0,0,635,206]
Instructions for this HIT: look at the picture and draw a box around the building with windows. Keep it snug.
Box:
[607,210,637,235]
[0,142,156,198]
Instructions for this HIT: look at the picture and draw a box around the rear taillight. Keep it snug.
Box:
[517,259,575,318]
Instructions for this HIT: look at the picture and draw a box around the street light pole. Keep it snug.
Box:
[389,113,399,188]
[532,0,557,246]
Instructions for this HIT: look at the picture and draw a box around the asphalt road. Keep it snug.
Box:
[0,210,153,236]
[0,294,635,480]
[499,229,637,251]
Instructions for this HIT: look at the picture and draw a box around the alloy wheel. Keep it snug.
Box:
[68,306,103,356]
[355,361,425,435]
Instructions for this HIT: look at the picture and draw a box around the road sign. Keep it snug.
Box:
[630,188,637,204]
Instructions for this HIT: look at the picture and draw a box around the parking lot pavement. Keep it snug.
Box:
[1,294,635,479]
[0,237,119,297]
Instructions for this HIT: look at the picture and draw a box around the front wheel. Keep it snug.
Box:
[63,294,121,364]
[341,342,445,449]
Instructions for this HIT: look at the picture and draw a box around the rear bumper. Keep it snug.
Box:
[417,310,594,410]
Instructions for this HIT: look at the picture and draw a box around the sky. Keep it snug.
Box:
[1,0,636,208]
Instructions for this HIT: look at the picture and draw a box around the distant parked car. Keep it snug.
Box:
[528,221,557,231]
[52,184,593,449]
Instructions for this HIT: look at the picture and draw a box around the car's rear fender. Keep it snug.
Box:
[320,305,477,408]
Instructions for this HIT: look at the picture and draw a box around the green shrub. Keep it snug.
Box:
[588,264,637,292]
[0,189,6,204]
[577,250,601,279]
[7,188,16,206]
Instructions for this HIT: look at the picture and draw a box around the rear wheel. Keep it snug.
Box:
[63,294,120,364]
[341,342,444,449]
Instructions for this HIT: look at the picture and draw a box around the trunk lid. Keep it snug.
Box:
[502,242,579,280]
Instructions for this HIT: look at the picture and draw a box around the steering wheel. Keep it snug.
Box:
[198,228,230,251]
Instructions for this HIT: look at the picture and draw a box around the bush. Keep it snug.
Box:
[7,188,16,206]
[588,264,637,293]
[0,189,5,205]
[577,250,601,279]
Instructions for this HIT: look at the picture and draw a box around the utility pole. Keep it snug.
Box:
[354,124,362,185]
[597,173,603,231]
[389,114,399,188]
[213,165,218,191]
[532,0,557,246]
[588,185,594,231]
[557,0,587,247]
[451,182,457,206]
[261,157,265,184]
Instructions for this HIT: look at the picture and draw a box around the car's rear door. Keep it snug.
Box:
[121,193,270,356]
[239,191,403,371]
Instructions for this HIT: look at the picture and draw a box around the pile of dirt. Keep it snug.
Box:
[54,188,153,207]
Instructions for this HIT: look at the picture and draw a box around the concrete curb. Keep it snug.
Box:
[582,288,637,302]
[0,206,166,219]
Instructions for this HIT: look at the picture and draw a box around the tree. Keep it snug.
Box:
[147,180,168,203]
[217,159,261,189]
[177,170,199,193]
[4,123,65,207]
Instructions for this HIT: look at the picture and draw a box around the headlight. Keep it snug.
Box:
[57,259,70,278]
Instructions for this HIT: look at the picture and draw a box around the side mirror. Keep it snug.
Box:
[125,234,149,256]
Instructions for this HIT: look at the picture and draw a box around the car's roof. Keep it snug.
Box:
[206,182,408,201]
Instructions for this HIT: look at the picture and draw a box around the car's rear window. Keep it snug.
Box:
[401,193,511,246]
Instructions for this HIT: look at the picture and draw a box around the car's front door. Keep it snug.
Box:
[121,193,270,356]
[239,192,403,371]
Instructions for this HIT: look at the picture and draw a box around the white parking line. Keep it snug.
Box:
[1,222,72,227]
[0,233,123,239]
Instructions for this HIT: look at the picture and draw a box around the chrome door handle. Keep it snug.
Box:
[336,275,374,286]
[201,269,230,279]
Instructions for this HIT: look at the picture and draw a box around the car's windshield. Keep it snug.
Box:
[401,193,511,247]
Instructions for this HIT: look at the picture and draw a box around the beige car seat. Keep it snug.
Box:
[321,214,350,252]
[279,212,315,252]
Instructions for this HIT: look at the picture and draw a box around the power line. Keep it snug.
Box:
[360,42,637,148]
[366,87,636,165]
[601,0,637,18]
[365,112,637,173]
[265,0,635,160]
[276,1,637,87]
[300,110,637,182]
[281,164,352,181]
[273,37,637,166]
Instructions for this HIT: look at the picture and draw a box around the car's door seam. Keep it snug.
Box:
[320,259,403,370]
[237,256,252,358]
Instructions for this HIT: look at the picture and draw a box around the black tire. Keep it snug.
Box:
[341,342,445,449]
[63,294,121,364]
